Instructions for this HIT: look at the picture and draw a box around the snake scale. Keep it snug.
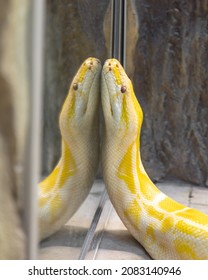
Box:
[101,58,208,260]
[38,57,101,240]
[39,57,208,259]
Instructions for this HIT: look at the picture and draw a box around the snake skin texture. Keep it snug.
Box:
[101,58,208,260]
[38,57,101,240]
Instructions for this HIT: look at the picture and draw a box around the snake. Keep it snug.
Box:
[101,58,208,259]
[38,57,101,240]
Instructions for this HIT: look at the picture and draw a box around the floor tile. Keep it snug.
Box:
[39,180,104,259]
[39,179,208,260]
[88,200,151,260]
[156,179,192,205]
[189,203,208,215]
[190,186,208,205]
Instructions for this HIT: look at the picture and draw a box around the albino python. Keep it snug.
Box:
[38,57,101,240]
[101,58,208,259]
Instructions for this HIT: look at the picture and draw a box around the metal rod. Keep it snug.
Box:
[111,0,127,68]
[121,0,127,69]
[78,190,108,260]
[24,0,45,259]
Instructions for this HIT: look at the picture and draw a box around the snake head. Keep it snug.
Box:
[60,57,101,137]
[101,58,143,139]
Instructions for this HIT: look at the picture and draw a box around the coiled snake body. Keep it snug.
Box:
[101,58,208,259]
[38,57,101,240]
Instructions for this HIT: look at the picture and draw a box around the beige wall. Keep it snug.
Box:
[43,1,208,186]
[0,0,29,259]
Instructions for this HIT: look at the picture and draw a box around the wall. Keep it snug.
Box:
[43,0,208,186]
[0,0,28,259]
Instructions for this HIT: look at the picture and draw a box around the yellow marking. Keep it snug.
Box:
[135,140,160,201]
[39,166,60,194]
[159,197,185,212]
[39,141,76,200]
[57,141,77,188]
[174,238,199,259]
[175,220,208,239]
[137,173,160,201]
[128,82,143,124]
[121,96,129,125]
[144,204,165,221]
[177,208,208,226]
[50,193,63,222]
[124,199,142,225]
[117,142,137,194]
[112,66,122,85]
[78,64,88,82]
[161,217,174,233]
[66,93,76,120]
[146,224,155,241]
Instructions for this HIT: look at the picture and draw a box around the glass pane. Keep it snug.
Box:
[39,0,111,260]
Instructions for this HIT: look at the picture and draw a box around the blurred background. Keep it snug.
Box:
[0,0,208,259]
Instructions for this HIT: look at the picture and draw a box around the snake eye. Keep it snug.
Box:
[73,83,78,91]
[121,86,126,93]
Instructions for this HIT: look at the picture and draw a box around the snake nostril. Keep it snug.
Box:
[109,67,112,71]
[88,66,92,70]
[90,61,93,65]
[73,83,78,91]
[121,86,126,93]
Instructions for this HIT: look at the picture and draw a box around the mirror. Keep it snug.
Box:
[1,0,208,261]
[39,0,112,260]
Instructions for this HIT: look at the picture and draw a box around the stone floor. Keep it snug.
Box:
[39,179,208,260]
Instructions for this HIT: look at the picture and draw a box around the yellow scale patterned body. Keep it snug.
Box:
[101,58,208,259]
[38,57,101,240]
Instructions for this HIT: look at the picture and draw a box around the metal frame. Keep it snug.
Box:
[23,0,46,259]
[111,0,127,68]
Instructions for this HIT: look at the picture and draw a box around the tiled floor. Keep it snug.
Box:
[39,179,208,260]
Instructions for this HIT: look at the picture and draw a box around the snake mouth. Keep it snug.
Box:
[102,59,130,124]
[60,57,101,131]
[69,57,101,119]
[76,57,101,92]
[102,59,143,131]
